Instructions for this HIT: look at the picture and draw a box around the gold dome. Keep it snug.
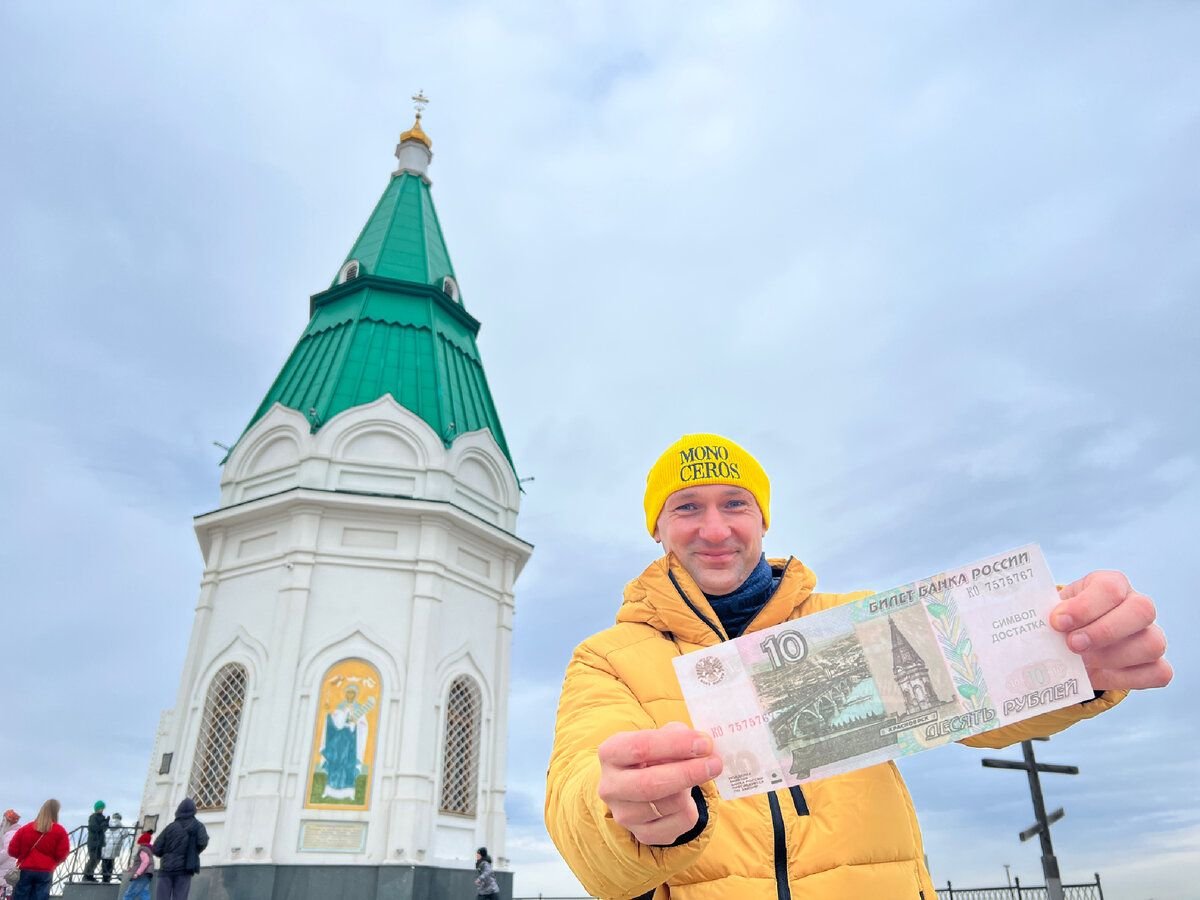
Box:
[399,114,432,149]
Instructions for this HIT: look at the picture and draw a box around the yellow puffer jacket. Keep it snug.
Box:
[545,555,1126,900]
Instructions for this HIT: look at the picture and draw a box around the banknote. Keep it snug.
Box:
[673,544,1092,799]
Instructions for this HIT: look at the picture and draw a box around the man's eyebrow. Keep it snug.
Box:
[671,487,752,502]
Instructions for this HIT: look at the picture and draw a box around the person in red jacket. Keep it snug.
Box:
[6,799,69,900]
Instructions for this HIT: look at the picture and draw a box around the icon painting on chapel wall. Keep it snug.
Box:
[306,658,381,810]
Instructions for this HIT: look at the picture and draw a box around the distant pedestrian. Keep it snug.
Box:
[151,799,208,900]
[1,811,21,900]
[6,799,70,900]
[0,811,18,845]
[120,831,155,900]
[473,846,498,898]
[82,801,108,882]
[100,813,127,883]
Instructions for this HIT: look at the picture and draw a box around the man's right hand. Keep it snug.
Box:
[597,721,724,846]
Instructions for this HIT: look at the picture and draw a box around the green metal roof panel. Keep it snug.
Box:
[420,185,455,286]
[440,333,503,446]
[337,173,458,293]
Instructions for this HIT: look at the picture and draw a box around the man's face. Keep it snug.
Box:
[654,484,765,596]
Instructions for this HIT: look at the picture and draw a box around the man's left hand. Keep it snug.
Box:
[1052,571,1172,691]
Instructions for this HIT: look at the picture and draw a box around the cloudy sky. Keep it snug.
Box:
[2,2,1197,897]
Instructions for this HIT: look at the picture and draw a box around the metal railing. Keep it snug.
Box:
[512,872,1105,900]
[936,873,1104,900]
[50,826,139,896]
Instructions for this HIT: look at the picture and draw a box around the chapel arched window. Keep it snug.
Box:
[439,675,482,816]
[188,663,248,811]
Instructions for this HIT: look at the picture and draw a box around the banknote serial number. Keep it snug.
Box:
[710,711,776,738]
[965,567,1034,597]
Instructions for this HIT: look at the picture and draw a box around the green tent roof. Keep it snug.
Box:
[238,167,512,468]
[333,167,456,288]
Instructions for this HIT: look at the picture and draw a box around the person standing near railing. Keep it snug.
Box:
[99,813,128,883]
[120,831,155,900]
[6,799,69,900]
[81,801,107,883]
[151,798,208,900]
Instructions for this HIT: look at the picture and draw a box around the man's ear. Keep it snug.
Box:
[652,524,661,544]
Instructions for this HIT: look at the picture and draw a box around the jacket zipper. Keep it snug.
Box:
[767,791,792,900]
[669,563,802,899]
[667,569,726,641]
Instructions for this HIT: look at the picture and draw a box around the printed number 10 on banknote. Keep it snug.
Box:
[673,544,1092,799]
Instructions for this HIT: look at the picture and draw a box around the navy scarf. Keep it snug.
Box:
[705,555,777,639]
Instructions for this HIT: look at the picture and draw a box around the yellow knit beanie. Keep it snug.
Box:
[643,433,770,536]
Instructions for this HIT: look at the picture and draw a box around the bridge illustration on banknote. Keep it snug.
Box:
[753,616,955,779]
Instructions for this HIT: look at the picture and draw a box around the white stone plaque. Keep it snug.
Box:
[298,820,368,853]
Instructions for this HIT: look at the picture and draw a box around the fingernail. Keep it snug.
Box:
[1054,612,1075,631]
[692,738,711,757]
[705,758,721,778]
[1069,631,1091,652]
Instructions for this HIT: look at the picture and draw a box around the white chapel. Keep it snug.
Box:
[138,106,531,899]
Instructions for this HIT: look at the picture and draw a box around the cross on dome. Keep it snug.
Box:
[399,89,432,149]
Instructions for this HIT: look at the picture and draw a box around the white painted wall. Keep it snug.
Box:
[141,397,530,871]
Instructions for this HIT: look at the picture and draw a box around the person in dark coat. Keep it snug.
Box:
[82,801,107,882]
[150,800,208,900]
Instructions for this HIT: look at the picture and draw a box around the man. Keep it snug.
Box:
[545,434,1171,899]
[81,800,107,882]
[152,799,209,900]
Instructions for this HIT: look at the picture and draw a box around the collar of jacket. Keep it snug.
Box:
[615,553,817,645]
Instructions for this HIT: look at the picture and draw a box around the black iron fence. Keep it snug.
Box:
[935,873,1104,900]
[513,873,1105,900]
[50,825,139,896]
